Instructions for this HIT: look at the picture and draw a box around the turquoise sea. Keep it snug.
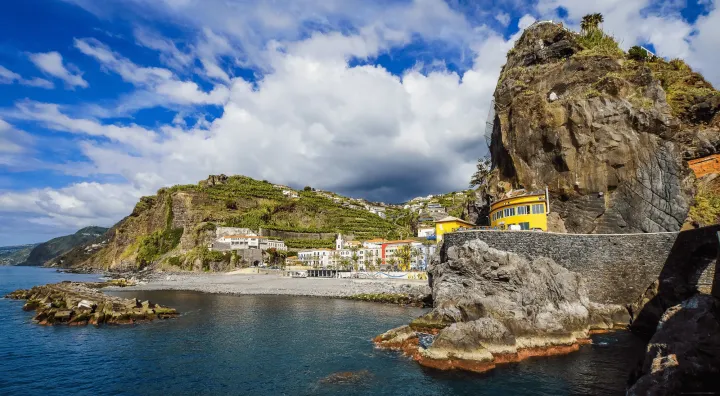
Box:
[0,266,645,395]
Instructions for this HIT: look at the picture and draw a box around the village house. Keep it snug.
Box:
[489,189,549,231]
[417,226,435,238]
[216,235,287,251]
[434,216,475,242]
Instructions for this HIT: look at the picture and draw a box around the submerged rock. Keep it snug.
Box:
[5,281,178,326]
[375,240,628,373]
[319,370,372,385]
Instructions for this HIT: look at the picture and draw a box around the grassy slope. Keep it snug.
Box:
[63,176,416,271]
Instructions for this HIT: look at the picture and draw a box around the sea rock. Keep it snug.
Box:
[4,281,178,326]
[375,239,627,373]
[627,294,720,394]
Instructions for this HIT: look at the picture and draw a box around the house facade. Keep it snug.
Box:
[489,190,549,231]
[434,216,475,242]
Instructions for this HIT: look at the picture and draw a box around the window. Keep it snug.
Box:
[520,222,530,230]
[504,207,515,217]
[532,204,545,214]
[517,205,530,215]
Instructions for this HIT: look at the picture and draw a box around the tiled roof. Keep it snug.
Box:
[435,216,474,225]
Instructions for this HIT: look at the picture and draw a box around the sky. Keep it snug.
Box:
[0,0,718,245]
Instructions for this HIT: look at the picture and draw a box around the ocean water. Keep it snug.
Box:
[0,266,646,396]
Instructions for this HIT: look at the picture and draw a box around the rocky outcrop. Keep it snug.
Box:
[628,294,720,394]
[5,281,178,326]
[490,22,719,233]
[374,239,628,373]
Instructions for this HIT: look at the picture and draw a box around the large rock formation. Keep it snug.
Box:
[374,240,627,373]
[490,21,720,233]
[628,294,720,394]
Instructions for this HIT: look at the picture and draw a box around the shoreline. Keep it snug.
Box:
[105,272,432,302]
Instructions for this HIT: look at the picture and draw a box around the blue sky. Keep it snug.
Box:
[0,0,718,245]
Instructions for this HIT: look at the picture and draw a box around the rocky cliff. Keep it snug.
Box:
[55,175,414,271]
[490,21,720,233]
[374,239,627,373]
[21,226,108,266]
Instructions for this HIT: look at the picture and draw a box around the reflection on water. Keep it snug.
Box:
[0,266,645,395]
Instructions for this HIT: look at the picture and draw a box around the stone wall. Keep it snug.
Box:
[258,228,337,240]
[442,226,719,305]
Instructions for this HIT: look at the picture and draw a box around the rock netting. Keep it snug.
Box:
[5,281,178,326]
[374,240,627,373]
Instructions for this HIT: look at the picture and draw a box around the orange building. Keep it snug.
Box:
[688,154,720,178]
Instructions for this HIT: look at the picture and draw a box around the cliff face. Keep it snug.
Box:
[56,175,414,271]
[491,22,720,233]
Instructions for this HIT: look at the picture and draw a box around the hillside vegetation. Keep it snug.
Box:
[23,227,108,266]
[59,175,415,271]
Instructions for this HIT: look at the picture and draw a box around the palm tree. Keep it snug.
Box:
[349,246,361,271]
[395,245,419,271]
[581,13,604,33]
[374,257,383,271]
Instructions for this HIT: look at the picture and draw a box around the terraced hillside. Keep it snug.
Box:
[57,175,415,271]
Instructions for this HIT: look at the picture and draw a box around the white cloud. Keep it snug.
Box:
[74,37,230,106]
[28,51,89,88]
[496,12,511,26]
[0,65,54,89]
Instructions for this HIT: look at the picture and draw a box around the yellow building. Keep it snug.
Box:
[490,191,548,231]
[435,216,475,242]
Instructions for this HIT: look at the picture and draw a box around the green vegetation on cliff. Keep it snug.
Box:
[60,175,415,271]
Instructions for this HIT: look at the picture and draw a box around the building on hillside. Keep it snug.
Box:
[489,190,549,231]
[216,235,287,251]
[368,206,386,218]
[417,226,435,238]
[282,190,299,198]
[688,154,720,178]
[298,248,334,268]
[426,203,445,213]
[434,216,475,242]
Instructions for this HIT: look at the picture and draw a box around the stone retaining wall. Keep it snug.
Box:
[443,226,719,305]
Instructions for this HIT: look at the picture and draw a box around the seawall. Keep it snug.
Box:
[443,226,719,305]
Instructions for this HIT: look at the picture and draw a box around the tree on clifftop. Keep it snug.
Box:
[581,13,604,32]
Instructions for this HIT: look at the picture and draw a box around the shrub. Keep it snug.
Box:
[225,199,238,210]
[136,227,184,266]
[577,30,624,58]
[628,46,649,61]
[304,186,312,191]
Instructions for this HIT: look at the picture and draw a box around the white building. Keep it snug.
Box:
[417,227,435,238]
[217,235,287,251]
[282,190,299,198]
[298,249,334,268]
